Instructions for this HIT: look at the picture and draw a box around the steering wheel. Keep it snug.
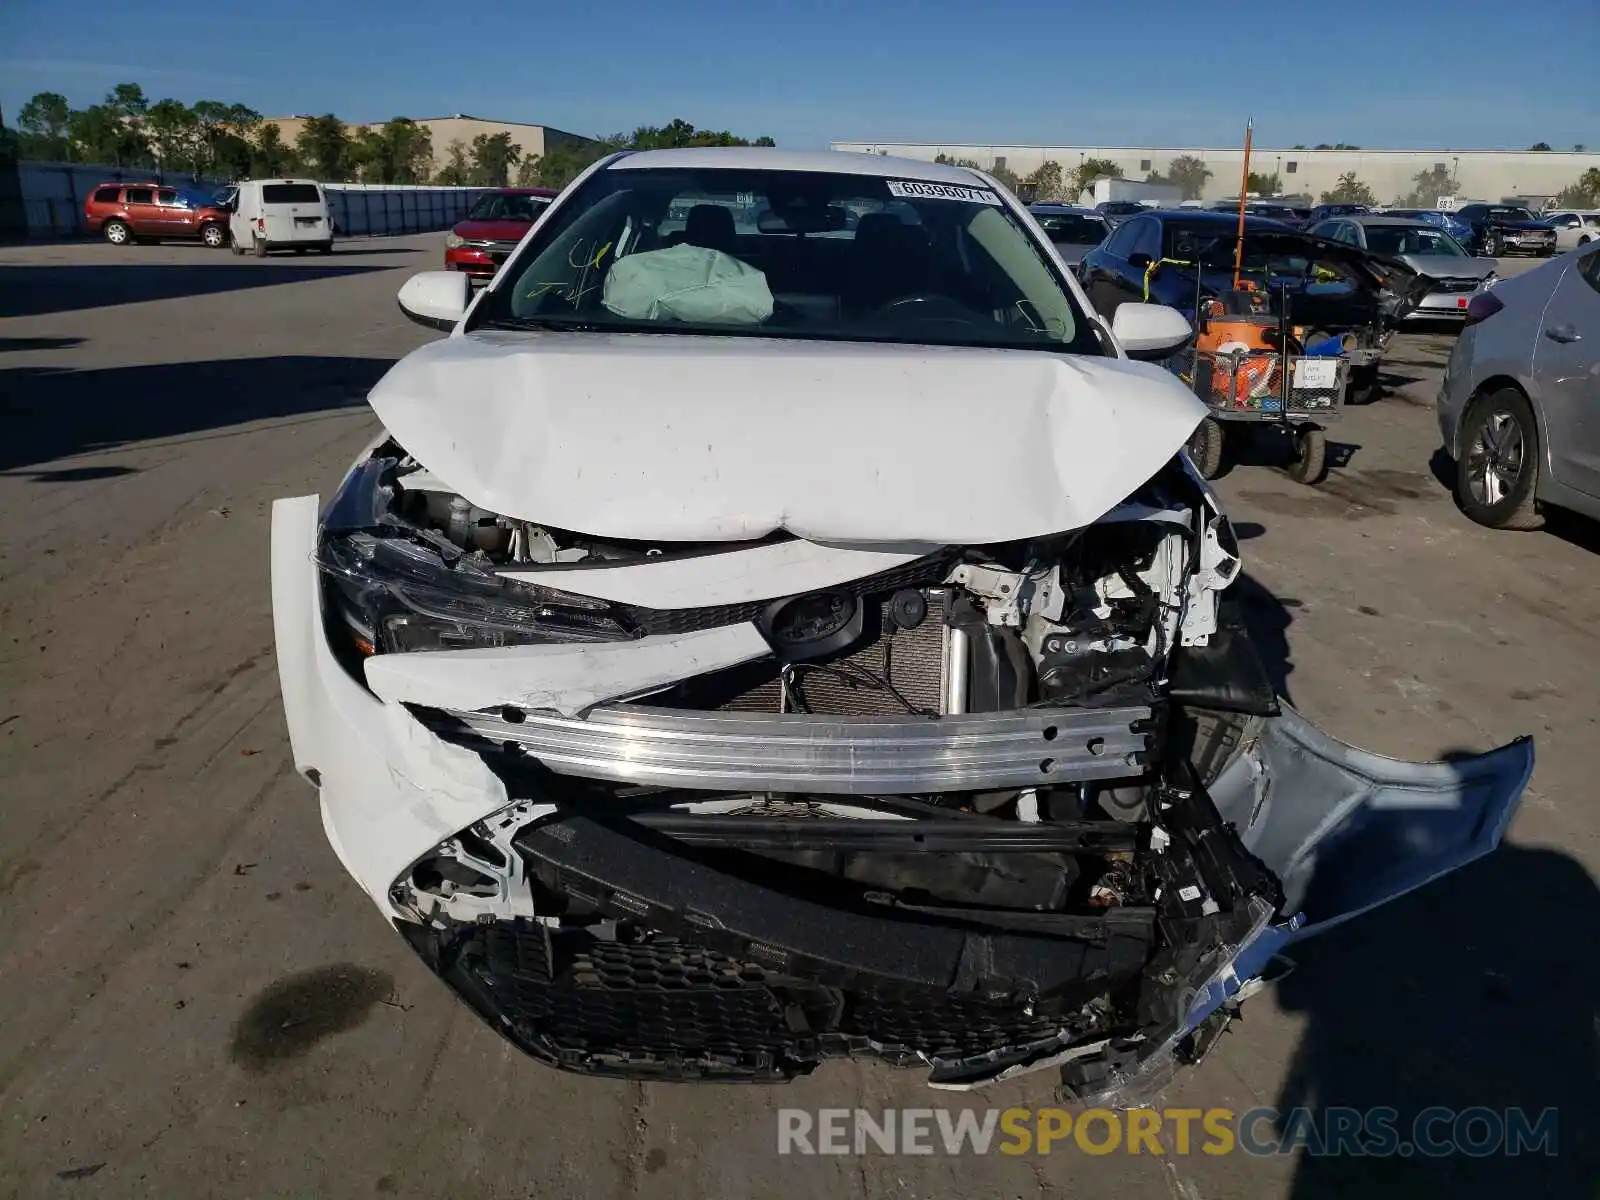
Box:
[874,292,983,324]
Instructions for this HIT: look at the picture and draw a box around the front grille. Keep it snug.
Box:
[721,592,948,716]
[451,919,1084,1082]
[1436,278,1483,293]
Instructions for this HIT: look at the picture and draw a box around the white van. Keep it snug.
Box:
[227,179,333,256]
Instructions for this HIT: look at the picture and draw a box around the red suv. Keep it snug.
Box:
[82,182,233,248]
[444,188,558,279]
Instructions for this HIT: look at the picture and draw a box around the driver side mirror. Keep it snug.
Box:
[397,271,470,332]
[1111,302,1192,360]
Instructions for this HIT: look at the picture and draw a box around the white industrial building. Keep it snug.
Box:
[829,141,1599,208]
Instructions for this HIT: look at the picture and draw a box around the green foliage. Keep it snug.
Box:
[1022,160,1066,202]
[354,118,434,183]
[1246,170,1281,195]
[1398,164,1458,208]
[17,91,71,160]
[1070,157,1123,199]
[933,153,982,168]
[1312,142,1360,150]
[435,140,472,185]
[468,132,521,186]
[1528,142,1552,151]
[1319,171,1376,205]
[1553,168,1600,208]
[295,114,354,180]
[1166,155,1212,201]
[250,123,298,177]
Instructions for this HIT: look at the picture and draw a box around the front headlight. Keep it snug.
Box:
[445,232,464,249]
[316,531,635,654]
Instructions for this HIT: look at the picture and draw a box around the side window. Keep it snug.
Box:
[93,186,121,204]
[1457,205,1484,221]
[157,188,179,206]
[1101,219,1141,260]
[1129,219,1162,261]
[125,187,154,205]
[1577,248,1600,294]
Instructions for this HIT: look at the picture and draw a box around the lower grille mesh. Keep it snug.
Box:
[458,920,1080,1081]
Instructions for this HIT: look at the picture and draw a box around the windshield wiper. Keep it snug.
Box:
[473,316,607,333]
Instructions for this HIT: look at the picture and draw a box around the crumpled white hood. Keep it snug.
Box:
[367,331,1206,544]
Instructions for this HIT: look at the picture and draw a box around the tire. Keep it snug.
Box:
[1580,235,1592,246]
[1185,417,1225,479]
[1286,425,1327,485]
[253,236,268,258]
[293,246,308,255]
[1482,231,1502,258]
[103,219,130,246]
[230,239,244,256]
[200,222,226,249]
[1348,362,1381,405]
[319,242,334,255]
[1456,388,1543,529]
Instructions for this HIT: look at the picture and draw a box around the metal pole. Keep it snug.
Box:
[1233,118,1253,290]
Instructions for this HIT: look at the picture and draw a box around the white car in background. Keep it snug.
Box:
[1546,210,1600,251]
[271,149,1532,1096]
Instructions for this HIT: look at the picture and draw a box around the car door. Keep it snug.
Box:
[1098,216,1161,317]
[1534,247,1600,499]
[1080,218,1141,316]
[155,188,197,237]
[121,186,158,235]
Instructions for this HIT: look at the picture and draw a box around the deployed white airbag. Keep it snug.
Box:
[603,244,774,325]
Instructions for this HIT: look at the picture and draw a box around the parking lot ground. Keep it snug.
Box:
[1,241,1596,1199]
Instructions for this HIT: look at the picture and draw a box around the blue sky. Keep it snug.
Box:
[2,0,1595,151]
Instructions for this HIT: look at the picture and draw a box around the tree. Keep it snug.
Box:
[1553,169,1600,208]
[1069,156,1122,200]
[986,159,1021,193]
[1398,164,1459,208]
[145,99,199,173]
[1166,154,1212,200]
[933,153,982,168]
[251,123,297,177]
[1246,170,1281,195]
[434,139,472,185]
[1021,160,1066,202]
[1312,142,1360,150]
[189,100,257,176]
[468,131,521,186]
[1320,171,1376,205]
[355,118,434,183]
[69,104,148,167]
[1528,142,1552,151]
[17,91,71,160]
[295,114,351,180]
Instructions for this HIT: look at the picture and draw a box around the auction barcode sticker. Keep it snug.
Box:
[886,180,1002,205]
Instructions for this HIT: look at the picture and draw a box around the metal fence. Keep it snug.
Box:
[16,161,496,239]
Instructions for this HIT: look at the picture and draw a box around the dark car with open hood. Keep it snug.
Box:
[1452,203,1557,258]
[270,149,1532,1099]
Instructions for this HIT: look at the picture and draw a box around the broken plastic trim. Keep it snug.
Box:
[419,702,1153,794]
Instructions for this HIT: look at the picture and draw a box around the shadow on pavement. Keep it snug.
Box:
[0,356,392,469]
[0,336,86,353]
[1230,571,1297,704]
[1274,842,1599,1198]
[0,263,394,318]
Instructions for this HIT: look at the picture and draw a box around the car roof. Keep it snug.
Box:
[489,187,559,197]
[1343,216,1431,227]
[607,147,993,186]
[1139,209,1292,230]
[1028,204,1102,215]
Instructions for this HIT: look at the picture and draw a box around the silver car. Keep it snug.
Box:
[1309,216,1496,321]
[1436,242,1600,528]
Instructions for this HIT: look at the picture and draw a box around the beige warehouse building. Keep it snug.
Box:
[261,114,592,175]
[830,141,1599,207]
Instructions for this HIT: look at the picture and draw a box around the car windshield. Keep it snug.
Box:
[472,166,1101,354]
[1487,206,1536,221]
[1035,213,1107,243]
[467,193,551,221]
[1101,202,1144,214]
[1362,225,1468,257]
[1161,224,1365,287]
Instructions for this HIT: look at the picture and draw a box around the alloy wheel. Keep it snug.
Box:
[1466,411,1525,506]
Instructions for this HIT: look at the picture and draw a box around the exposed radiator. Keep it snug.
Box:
[722,591,948,717]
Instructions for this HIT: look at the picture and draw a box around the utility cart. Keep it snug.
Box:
[1170,282,1348,485]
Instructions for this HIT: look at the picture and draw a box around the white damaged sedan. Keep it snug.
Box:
[271,150,1532,1096]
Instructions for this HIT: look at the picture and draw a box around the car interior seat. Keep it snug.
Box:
[682,205,737,255]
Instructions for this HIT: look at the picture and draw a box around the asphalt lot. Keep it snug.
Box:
[1,236,1596,1199]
